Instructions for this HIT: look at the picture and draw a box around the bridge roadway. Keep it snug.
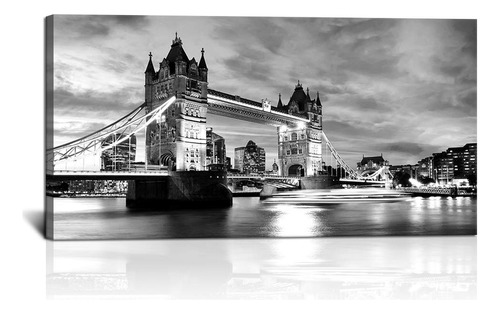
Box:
[47,170,386,185]
[47,170,173,181]
[47,170,302,181]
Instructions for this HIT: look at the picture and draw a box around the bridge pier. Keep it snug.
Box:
[126,170,232,209]
[299,175,338,190]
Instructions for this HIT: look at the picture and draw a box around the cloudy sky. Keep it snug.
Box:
[52,15,476,169]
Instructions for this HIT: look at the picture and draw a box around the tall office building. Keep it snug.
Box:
[206,127,226,166]
[234,140,266,174]
[234,147,245,173]
[100,133,137,171]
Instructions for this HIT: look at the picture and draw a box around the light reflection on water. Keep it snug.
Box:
[265,204,327,237]
[53,196,476,240]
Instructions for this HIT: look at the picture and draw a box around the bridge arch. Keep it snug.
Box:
[288,164,305,177]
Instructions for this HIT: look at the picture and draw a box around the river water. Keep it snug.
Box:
[52,194,476,240]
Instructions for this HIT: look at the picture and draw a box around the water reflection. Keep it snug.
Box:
[264,204,326,237]
[47,236,476,299]
[53,196,476,239]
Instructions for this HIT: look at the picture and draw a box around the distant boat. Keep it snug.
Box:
[263,188,411,204]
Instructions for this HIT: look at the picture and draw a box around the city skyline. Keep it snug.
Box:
[52,16,476,168]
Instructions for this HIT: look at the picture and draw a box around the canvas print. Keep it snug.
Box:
[45,15,477,240]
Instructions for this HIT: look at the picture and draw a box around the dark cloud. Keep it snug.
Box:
[451,19,477,58]
[222,51,272,82]
[323,119,368,138]
[439,64,465,77]
[112,15,149,28]
[322,94,392,116]
[100,58,133,74]
[367,141,446,164]
[53,87,142,118]
[79,21,110,38]
[421,90,476,118]
[378,141,429,156]
[460,90,477,108]
[213,17,287,55]
[55,122,108,139]
[55,15,150,41]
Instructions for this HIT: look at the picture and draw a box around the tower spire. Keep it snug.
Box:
[145,52,155,74]
[277,93,283,108]
[172,32,182,46]
[316,91,322,106]
[199,47,207,69]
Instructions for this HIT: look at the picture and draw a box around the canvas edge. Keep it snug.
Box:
[45,15,55,240]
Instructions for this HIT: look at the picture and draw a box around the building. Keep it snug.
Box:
[356,154,387,180]
[417,156,433,179]
[206,127,226,167]
[67,180,128,194]
[430,143,477,185]
[388,164,419,179]
[144,33,208,171]
[357,154,387,172]
[431,151,454,184]
[101,133,137,171]
[225,157,232,171]
[234,140,266,174]
[276,82,323,176]
[448,143,477,179]
[234,147,245,173]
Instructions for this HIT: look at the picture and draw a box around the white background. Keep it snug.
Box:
[1,0,498,313]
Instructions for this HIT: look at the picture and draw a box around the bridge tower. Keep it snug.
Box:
[144,33,209,171]
[276,82,323,176]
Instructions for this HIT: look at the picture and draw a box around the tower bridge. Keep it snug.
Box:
[47,34,391,207]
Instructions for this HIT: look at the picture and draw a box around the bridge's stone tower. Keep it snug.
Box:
[276,82,323,176]
[144,34,208,171]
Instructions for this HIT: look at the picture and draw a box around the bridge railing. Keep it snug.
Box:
[227,173,301,180]
[400,186,476,196]
[208,89,261,109]
[48,169,172,176]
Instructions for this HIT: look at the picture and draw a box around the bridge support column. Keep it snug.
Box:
[299,174,337,190]
[126,171,232,209]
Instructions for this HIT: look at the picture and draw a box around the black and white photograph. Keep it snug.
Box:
[8,0,500,310]
[45,15,477,240]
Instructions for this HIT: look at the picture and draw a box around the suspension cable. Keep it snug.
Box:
[48,96,176,164]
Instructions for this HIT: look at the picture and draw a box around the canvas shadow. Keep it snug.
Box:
[23,209,45,238]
